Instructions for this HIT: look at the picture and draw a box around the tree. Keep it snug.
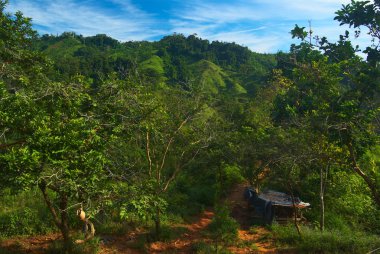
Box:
[274,6,380,208]
[94,69,215,239]
[0,3,108,249]
[0,76,108,247]
[335,0,380,64]
[143,88,214,238]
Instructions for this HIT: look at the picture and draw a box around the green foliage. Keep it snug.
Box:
[221,164,244,190]
[290,24,308,40]
[139,55,166,86]
[34,31,275,91]
[335,0,380,64]
[1,1,380,251]
[191,241,232,254]
[120,184,168,223]
[95,219,133,235]
[208,206,239,245]
[190,60,227,94]
[152,225,188,242]
[0,189,87,238]
[272,224,380,253]
[0,207,49,237]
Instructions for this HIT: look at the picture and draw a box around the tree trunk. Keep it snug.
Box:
[154,208,161,240]
[39,183,72,251]
[59,194,71,250]
[320,166,325,232]
[288,183,302,237]
[39,182,61,230]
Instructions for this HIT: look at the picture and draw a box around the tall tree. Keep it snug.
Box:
[274,3,380,207]
[0,3,108,248]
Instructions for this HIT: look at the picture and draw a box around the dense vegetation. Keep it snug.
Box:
[0,0,380,253]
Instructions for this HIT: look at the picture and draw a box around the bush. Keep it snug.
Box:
[0,206,55,237]
[272,224,380,253]
[0,189,69,237]
[221,164,244,189]
[208,205,239,246]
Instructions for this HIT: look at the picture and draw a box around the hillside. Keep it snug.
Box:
[1,1,380,253]
[33,33,276,94]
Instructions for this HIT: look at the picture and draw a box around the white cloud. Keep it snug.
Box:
[176,2,264,23]
[170,0,364,52]
[6,0,368,53]
[208,30,282,53]
[247,0,351,20]
[175,0,352,25]
[7,0,163,41]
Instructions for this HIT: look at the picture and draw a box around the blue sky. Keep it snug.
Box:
[7,0,368,53]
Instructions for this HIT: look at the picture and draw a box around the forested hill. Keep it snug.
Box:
[33,33,276,95]
[2,0,380,252]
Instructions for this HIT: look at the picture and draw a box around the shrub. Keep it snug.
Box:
[208,205,239,246]
[221,164,244,189]
[0,189,56,237]
[0,207,55,237]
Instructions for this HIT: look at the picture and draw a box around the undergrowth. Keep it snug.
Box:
[272,223,380,253]
[208,205,239,248]
[191,241,233,254]
[46,237,100,254]
[0,189,56,237]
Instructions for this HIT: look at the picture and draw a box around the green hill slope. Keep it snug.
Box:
[34,33,276,93]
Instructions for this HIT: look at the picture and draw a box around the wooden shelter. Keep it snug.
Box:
[244,188,310,224]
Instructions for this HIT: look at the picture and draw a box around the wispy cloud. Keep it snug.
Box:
[6,0,368,53]
[7,0,164,41]
[208,29,282,53]
[247,0,352,20]
[176,1,265,23]
[170,0,363,52]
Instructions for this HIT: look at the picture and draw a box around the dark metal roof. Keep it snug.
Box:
[258,190,310,208]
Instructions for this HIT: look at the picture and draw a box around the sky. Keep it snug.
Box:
[6,0,368,53]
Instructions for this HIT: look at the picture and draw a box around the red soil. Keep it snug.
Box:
[0,184,276,253]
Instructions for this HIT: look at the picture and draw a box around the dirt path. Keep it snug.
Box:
[97,210,215,254]
[226,183,276,253]
[0,184,276,254]
[0,233,61,254]
[148,210,214,253]
[147,183,277,253]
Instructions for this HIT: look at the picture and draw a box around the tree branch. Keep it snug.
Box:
[146,131,153,177]
[347,142,380,207]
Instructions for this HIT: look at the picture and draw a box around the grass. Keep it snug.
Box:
[236,239,259,251]
[248,226,258,234]
[0,189,56,238]
[96,220,134,235]
[46,237,100,254]
[272,223,380,253]
[191,241,233,254]
[158,225,188,242]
